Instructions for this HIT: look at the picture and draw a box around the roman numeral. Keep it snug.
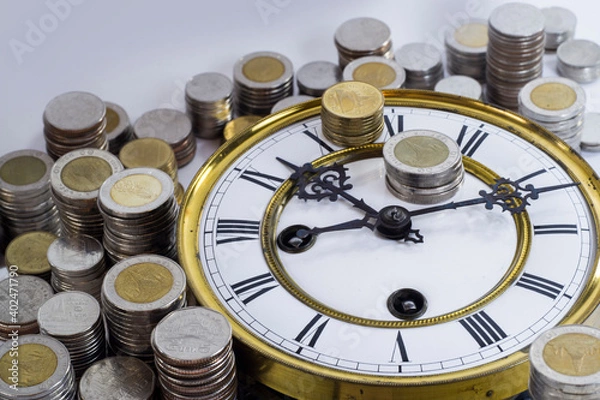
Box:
[295,314,329,353]
[303,129,334,153]
[215,219,260,244]
[230,272,278,304]
[533,224,578,235]
[235,168,285,192]
[516,272,564,300]
[456,124,489,157]
[390,331,410,365]
[384,114,404,137]
[459,311,507,348]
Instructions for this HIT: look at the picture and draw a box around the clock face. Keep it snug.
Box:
[179,92,600,399]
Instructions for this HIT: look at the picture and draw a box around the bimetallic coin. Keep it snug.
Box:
[5,231,56,279]
[445,20,488,81]
[296,61,342,96]
[78,357,155,400]
[343,56,406,89]
[104,101,133,154]
[223,115,262,141]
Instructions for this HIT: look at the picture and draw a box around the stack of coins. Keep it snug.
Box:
[296,61,342,96]
[383,130,464,204]
[104,101,133,154]
[0,275,54,340]
[37,291,105,378]
[581,112,600,151]
[395,43,444,89]
[43,91,108,160]
[434,75,483,100]
[223,115,263,141]
[321,81,385,147]
[133,108,196,167]
[271,95,315,113]
[50,148,124,241]
[5,231,57,281]
[151,307,237,400]
[342,56,406,89]
[185,72,234,139]
[0,335,76,400]
[0,149,60,242]
[542,7,577,51]
[47,235,107,301]
[518,76,586,149]
[97,168,179,263]
[334,17,394,68]
[79,357,155,400]
[119,138,185,204]
[486,2,546,109]
[101,255,187,363]
[233,51,294,116]
[529,325,600,399]
[557,39,600,83]
[444,19,488,81]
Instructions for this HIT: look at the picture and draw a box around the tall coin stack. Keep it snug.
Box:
[37,291,106,378]
[185,72,234,139]
[0,149,60,242]
[50,148,124,241]
[43,91,108,160]
[334,17,393,68]
[5,231,57,282]
[321,81,384,147]
[151,307,237,400]
[486,2,546,110]
[395,43,444,89]
[104,101,134,154]
[47,235,107,302]
[97,168,179,263]
[233,51,294,116]
[101,255,187,363]
[445,19,488,81]
[0,335,76,400]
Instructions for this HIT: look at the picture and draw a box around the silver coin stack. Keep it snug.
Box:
[486,2,546,110]
[296,61,342,96]
[50,148,124,241]
[104,101,133,154]
[97,168,179,263]
[542,7,577,51]
[444,19,488,81]
[185,72,234,139]
[37,291,106,378]
[233,51,294,116]
[47,235,107,302]
[271,95,315,113]
[343,56,406,89]
[151,307,237,400]
[557,39,600,83]
[395,43,444,89]
[0,335,76,400]
[581,112,600,151]
[0,149,60,242]
[43,91,108,160]
[0,275,54,340]
[78,357,155,400]
[529,325,600,399]
[518,76,586,149]
[133,108,196,167]
[383,130,464,204]
[434,75,483,100]
[101,255,187,363]
[334,17,394,68]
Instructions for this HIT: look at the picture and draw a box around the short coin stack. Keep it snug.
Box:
[185,72,234,139]
[296,61,342,96]
[557,39,600,83]
[104,101,134,154]
[342,56,406,89]
[518,76,586,149]
[223,115,263,141]
[271,95,315,113]
[5,231,57,282]
[486,2,546,109]
[37,291,106,378]
[542,7,577,51]
[233,51,294,116]
[444,19,488,82]
[43,91,108,160]
[98,168,179,263]
[321,81,384,147]
[434,75,483,100]
[0,335,76,400]
[581,112,600,151]
[0,149,61,242]
[151,307,237,400]
[383,130,464,204]
[47,235,107,302]
[334,17,393,68]
[101,255,187,363]
[394,43,444,89]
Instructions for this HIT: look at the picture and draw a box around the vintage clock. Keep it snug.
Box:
[178,90,600,399]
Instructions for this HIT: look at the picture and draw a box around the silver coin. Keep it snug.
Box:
[394,43,443,89]
[43,91,106,134]
[334,17,393,67]
[0,275,54,326]
[580,112,600,151]
[38,291,100,337]
[542,7,577,50]
[489,2,545,38]
[271,95,315,114]
[47,235,105,274]
[185,72,233,105]
[133,108,191,144]
[434,75,482,100]
[296,61,342,96]
[557,39,600,83]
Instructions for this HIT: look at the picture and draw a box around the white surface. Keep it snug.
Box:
[2,0,600,186]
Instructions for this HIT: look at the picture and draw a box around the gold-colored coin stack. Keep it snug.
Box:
[119,138,185,204]
[104,101,134,154]
[43,91,108,160]
[334,17,394,68]
[0,149,61,243]
[97,168,179,264]
[101,255,187,364]
[5,231,57,282]
[223,115,262,141]
[185,72,234,139]
[321,81,385,147]
[151,307,237,400]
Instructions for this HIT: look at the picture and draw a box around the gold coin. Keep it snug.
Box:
[114,262,174,303]
[175,182,185,205]
[61,156,113,192]
[394,136,450,168]
[530,82,577,111]
[5,231,57,275]
[119,138,176,172]
[352,62,397,89]
[543,333,600,376]
[105,106,120,133]
[0,343,58,387]
[0,155,47,186]
[454,23,488,48]
[322,81,384,119]
[223,115,262,141]
[243,56,285,82]
[110,173,163,207]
